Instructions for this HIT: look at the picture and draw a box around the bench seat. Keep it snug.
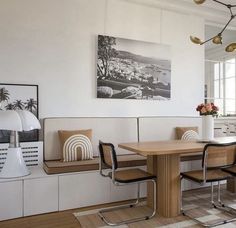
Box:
[43,154,147,174]
[43,152,203,175]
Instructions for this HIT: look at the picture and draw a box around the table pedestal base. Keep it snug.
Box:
[147,154,180,217]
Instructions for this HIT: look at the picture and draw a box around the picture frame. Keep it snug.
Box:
[97,35,171,100]
[0,83,39,143]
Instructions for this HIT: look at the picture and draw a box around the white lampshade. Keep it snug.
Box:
[0,110,41,132]
[16,110,41,131]
[0,110,41,178]
[0,110,23,131]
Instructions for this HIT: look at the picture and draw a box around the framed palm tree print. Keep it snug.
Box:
[0,83,38,143]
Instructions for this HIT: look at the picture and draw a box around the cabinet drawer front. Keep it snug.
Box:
[0,181,23,221]
[24,177,58,216]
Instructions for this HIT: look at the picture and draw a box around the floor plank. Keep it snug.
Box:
[1,186,236,228]
[0,200,138,228]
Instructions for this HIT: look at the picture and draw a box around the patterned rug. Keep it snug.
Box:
[74,188,236,227]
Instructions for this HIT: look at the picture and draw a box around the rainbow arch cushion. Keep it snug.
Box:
[176,127,199,141]
[58,129,93,162]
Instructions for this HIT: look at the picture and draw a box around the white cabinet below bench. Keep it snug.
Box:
[0,166,148,221]
[24,176,58,216]
[59,171,110,210]
[0,181,23,220]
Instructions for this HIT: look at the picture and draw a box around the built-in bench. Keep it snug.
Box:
[43,117,203,175]
[43,153,202,175]
[43,154,146,174]
[43,117,145,174]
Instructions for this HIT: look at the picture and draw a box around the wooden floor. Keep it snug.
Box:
[1,186,236,228]
[0,209,81,228]
[0,200,137,228]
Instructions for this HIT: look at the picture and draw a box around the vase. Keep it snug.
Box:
[202,115,214,141]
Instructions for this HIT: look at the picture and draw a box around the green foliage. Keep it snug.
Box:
[97,35,117,78]
[0,87,10,102]
[97,86,113,98]
[13,100,24,110]
[25,98,37,112]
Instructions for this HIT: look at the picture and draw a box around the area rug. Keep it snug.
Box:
[74,188,236,228]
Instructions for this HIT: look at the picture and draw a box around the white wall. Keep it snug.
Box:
[0,0,205,118]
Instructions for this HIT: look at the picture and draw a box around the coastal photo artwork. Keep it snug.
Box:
[97,35,171,100]
[0,83,38,143]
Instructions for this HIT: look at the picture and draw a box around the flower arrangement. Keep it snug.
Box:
[196,103,219,116]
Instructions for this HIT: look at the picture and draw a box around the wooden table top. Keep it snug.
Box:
[118,136,236,156]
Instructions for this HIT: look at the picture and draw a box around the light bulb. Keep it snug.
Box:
[190,36,203,44]
[212,35,222,44]
[193,0,206,4]
[225,43,236,52]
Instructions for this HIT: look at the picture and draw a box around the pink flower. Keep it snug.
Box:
[212,105,219,111]
[205,103,212,112]
[201,107,207,114]
[196,102,219,116]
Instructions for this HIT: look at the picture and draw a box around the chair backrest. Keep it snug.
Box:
[99,141,118,170]
[202,142,236,169]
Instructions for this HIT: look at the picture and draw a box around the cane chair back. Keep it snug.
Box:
[99,141,118,170]
[202,143,236,169]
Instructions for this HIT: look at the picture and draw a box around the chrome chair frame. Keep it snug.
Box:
[181,142,236,227]
[98,142,156,226]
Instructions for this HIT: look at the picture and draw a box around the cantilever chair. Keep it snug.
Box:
[98,141,157,226]
[181,142,236,227]
[221,149,236,213]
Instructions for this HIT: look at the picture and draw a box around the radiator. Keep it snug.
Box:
[0,141,43,169]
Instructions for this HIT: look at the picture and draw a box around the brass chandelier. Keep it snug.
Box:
[190,0,236,52]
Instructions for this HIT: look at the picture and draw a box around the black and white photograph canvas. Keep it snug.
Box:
[97,35,171,100]
[0,83,38,143]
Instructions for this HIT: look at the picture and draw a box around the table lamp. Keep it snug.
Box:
[0,110,41,178]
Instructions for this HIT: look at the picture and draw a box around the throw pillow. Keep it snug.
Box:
[58,129,93,162]
[176,127,199,141]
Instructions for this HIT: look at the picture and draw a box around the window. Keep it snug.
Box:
[211,58,236,116]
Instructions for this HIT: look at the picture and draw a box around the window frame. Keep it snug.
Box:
[207,57,236,116]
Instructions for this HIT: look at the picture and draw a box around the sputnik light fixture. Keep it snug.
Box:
[190,0,236,52]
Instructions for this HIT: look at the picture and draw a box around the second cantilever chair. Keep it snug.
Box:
[181,142,236,227]
[98,141,157,226]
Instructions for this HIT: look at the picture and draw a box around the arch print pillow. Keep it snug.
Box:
[176,127,199,141]
[58,129,93,162]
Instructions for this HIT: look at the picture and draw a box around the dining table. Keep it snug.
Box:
[118,136,236,218]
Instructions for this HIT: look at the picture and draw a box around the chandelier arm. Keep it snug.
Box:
[192,0,236,50]
[200,37,214,45]
[212,0,228,7]
[229,7,233,16]
[200,16,234,45]
[219,15,235,34]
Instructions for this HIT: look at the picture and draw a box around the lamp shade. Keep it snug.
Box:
[0,110,41,132]
[225,43,236,52]
[212,35,222,44]
[193,0,206,4]
[0,110,23,131]
[0,110,40,178]
[190,36,203,44]
[16,110,41,131]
